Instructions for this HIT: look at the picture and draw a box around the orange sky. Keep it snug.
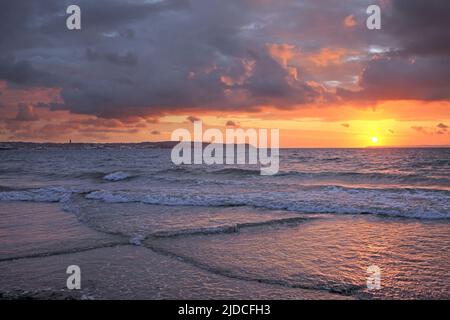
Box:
[1,93,448,147]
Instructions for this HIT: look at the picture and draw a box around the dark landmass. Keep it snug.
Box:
[0,141,257,150]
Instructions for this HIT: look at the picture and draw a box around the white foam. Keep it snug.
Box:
[83,188,450,220]
[0,187,72,202]
[85,190,133,203]
[103,171,132,182]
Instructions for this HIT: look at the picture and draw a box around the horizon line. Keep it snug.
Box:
[1,140,449,149]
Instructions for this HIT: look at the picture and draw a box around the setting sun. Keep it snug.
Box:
[371,136,379,144]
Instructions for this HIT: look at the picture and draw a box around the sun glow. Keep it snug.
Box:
[371,136,379,144]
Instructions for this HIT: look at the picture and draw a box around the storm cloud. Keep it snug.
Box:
[340,0,450,101]
[0,0,449,120]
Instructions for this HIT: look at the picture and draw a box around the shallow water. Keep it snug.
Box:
[150,215,450,299]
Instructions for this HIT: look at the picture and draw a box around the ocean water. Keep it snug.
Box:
[0,144,449,299]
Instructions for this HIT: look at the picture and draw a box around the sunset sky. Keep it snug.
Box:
[0,0,449,147]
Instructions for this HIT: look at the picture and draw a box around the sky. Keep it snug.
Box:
[0,0,449,147]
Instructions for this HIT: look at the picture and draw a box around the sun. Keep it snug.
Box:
[371,136,379,144]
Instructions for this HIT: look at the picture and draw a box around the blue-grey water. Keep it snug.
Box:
[0,144,449,299]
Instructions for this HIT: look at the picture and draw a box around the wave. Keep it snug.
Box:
[0,186,74,202]
[208,168,261,176]
[156,167,261,176]
[149,217,309,238]
[2,183,449,219]
[154,166,450,187]
[276,170,450,187]
[103,171,132,182]
[0,185,16,192]
[0,241,128,262]
[84,187,450,220]
[156,167,193,175]
[321,157,341,162]
[319,184,450,194]
[146,244,363,295]
[75,171,108,180]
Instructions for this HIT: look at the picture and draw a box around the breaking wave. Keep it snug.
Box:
[0,187,74,202]
[1,183,448,219]
[149,217,309,238]
[83,187,450,220]
[103,171,133,182]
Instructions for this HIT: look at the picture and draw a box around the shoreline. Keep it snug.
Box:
[0,201,449,299]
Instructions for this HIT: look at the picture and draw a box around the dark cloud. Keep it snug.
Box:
[341,123,350,128]
[411,126,426,133]
[225,120,238,127]
[150,130,160,135]
[0,0,448,121]
[385,0,450,56]
[411,124,449,135]
[339,56,450,101]
[186,116,201,123]
[0,0,335,118]
[2,116,144,141]
[0,55,57,87]
[15,104,39,121]
[338,0,450,101]
[85,48,138,67]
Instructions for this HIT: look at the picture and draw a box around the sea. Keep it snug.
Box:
[0,143,449,299]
